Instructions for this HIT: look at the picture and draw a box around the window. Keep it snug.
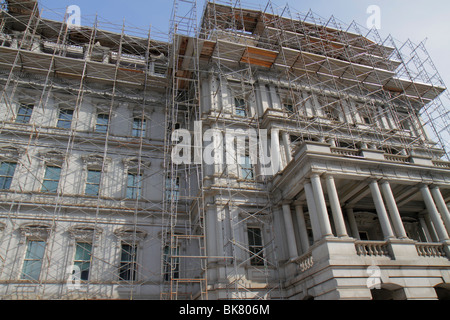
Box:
[239,155,254,180]
[132,118,146,138]
[163,245,179,281]
[165,175,180,201]
[234,98,247,117]
[85,170,101,196]
[126,172,142,199]
[41,166,61,193]
[283,103,294,113]
[0,162,16,190]
[57,109,74,129]
[95,114,109,133]
[247,227,264,266]
[21,240,46,281]
[16,104,33,124]
[119,243,137,281]
[73,242,92,281]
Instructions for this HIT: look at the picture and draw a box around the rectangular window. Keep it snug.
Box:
[247,227,264,266]
[85,170,101,196]
[126,172,142,199]
[21,240,46,281]
[41,166,61,193]
[163,245,179,281]
[119,243,137,281]
[239,155,254,180]
[165,175,180,201]
[57,109,74,129]
[234,98,247,117]
[16,104,34,124]
[0,162,17,190]
[95,114,109,133]
[132,118,146,138]
[73,242,92,281]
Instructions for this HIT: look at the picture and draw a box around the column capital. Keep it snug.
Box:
[281,200,292,206]
[309,172,322,179]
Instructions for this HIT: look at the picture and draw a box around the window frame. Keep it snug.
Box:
[95,113,109,134]
[126,171,142,199]
[239,154,254,180]
[73,241,93,281]
[57,108,74,129]
[20,240,46,281]
[119,243,138,281]
[0,161,17,190]
[41,165,62,193]
[132,117,147,138]
[165,174,180,201]
[234,98,247,117]
[163,245,180,281]
[247,227,265,266]
[85,169,101,196]
[16,104,34,124]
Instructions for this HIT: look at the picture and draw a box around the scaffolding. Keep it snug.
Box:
[0,0,448,301]
[0,0,172,299]
[197,1,449,162]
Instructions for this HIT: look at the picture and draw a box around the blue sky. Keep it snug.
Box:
[37,0,450,87]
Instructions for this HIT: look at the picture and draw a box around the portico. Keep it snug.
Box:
[272,140,450,299]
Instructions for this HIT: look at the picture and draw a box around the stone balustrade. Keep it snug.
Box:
[416,243,447,258]
[355,240,391,257]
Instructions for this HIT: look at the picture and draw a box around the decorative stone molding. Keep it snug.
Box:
[0,145,24,160]
[19,223,52,241]
[38,150,66,166]
[67,225,103,243]
[81,154,112,171]
[123,157,151,172]
[114,227,147,245]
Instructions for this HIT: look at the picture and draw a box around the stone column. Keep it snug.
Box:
[419,215,433,243]
[281,131,293,164]
[230,207,245,262]
[282,203,299,260]
[206,205,218,282]
[304,181,322,242]
[430,186,450,234]
[369,180,395,240]
[271,128,282,174]
[420,184,450,241]
[380,181,408,239]
[295,203,310,253]
[310,174,333,238]
[325,175,348,237]
[346,208,360,240]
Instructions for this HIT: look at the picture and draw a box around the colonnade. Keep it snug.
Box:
[281,174,450,259]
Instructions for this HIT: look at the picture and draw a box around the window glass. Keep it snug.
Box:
[16,104,34,124]
[247,227,264,266]
[41,166,61,193]
[57,109,74,129]
[96,114,109,133]
[21,240,46,281]
[0,162,16,190]
[85,170,101,196]
[74,242,92,281]
[126,173,142,199]
[119,243,137,281]
[132,118,146,137]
